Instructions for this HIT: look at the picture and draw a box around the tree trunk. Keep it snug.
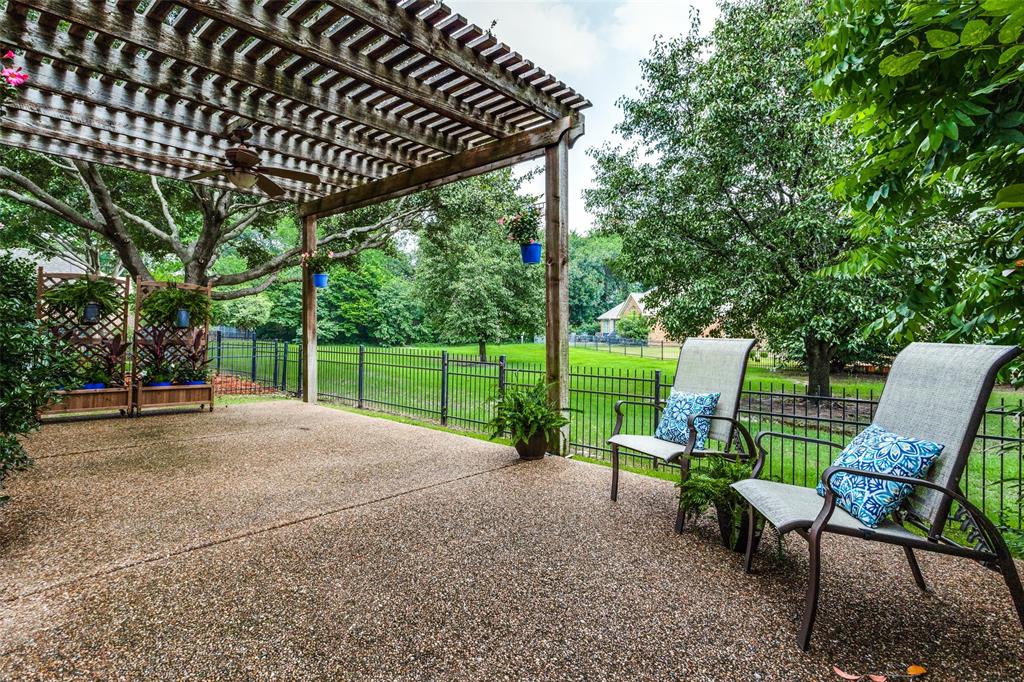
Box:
[804,336,834,398]
[478,339,487,363]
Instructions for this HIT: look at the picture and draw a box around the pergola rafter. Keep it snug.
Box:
[0,0,588,442]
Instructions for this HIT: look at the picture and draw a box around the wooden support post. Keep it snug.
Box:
[301,214,318,404]
[545,133,570,454]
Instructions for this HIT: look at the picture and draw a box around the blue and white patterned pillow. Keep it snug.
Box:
[654,391,720,450]
[816,424,944,528]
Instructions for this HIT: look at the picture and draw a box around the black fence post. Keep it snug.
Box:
[653,370,662,430]
[498,354,507,399]
[272,340,279,388]
[281,342,289,392]
[296,346,302,396]
[440,350,449,426]
[250,332,258,382]
[216,330,223,374]
[358,344,365,409]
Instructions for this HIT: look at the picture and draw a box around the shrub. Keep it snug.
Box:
[616,312,652,341]
[0,255,75,503]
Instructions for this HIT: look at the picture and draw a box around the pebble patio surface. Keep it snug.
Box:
[1,401,1021,680]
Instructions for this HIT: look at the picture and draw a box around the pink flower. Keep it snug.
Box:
[497,217,505,226]
[2,66,28,87]
[2,51,14,59]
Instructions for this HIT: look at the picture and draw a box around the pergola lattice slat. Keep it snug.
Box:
[0,0,588,439]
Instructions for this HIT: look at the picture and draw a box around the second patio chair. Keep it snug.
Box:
[608,337,756,532]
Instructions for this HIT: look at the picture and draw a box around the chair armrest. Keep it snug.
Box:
[752,431,844,480]
[612,399,661,438]
[817,467,1006,552]
[684,414,759,471]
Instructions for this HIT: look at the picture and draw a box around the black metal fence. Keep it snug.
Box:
[210,335,1024,532]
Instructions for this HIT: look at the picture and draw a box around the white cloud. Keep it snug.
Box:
[451,1,603,78]
[606,0,718,52]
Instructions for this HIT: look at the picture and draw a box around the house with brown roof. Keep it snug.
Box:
[596,290,670,342]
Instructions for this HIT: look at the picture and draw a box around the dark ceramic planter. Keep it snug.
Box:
[716,504,761,554]
[514,432,548,460]
[175,308,190,328]
[81,301,101,325]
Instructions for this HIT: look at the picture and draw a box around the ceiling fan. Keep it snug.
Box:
[183,126,320,199]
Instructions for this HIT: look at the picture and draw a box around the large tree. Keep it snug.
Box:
[0,149,424,300]
[812,0,1024,380]
[568,232,637,333]
[586,0,902,396]
[416,169,544,361]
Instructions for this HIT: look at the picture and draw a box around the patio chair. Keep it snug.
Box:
[733,342,1024,651]
[608,337,756,533]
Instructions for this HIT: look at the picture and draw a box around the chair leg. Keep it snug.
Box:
[903,546,928,592]
[743,503,757,574]
[610,444,620,502]
[797,530,824,651]
[674,457,690,534]
[996,547,1024,628]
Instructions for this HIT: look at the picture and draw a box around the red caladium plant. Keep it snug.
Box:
[1,49,28,117]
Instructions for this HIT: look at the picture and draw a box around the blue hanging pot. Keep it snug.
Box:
[520,242,542,264]
[81,301,100,325]
[175,308,190,328]
[312,272,329,288]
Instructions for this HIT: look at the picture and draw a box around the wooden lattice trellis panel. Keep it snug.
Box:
[132,279,215,414]
[36,269,132,416]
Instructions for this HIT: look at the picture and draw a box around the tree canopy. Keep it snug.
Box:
[586,0,903,395]
[812,0,1024,377]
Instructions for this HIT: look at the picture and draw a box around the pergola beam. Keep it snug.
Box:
[12,0,465,156]
[169,0,517,140]
[300,116,581,218]
[325,0,570,121]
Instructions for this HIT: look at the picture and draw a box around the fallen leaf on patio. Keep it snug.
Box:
[867,676,887,682]
[833,667,862,680]
[906,665,927,677]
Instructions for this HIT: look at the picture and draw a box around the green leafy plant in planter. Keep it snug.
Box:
[140,285,210,328]
[97,334,130,387]
[136,328,175,385]
[302,250,334,274]
[173,329,212,384]
[500,204,542,245]
[78,362,111,389]
[44,277,121,324]
[677,455,759,553]
[487,380,569,460]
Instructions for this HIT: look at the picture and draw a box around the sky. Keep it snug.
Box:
[451,0,719,232]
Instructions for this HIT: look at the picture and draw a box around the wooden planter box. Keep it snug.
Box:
[42,386,132,416]
[134,383,215,414]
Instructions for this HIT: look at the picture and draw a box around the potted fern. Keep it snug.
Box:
[140,285,210,329]
[487,381,569,459]
[678,455,761,553]
[44,277,120,325]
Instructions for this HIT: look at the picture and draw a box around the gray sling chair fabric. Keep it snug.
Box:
[607,337,756,532]
[732,342,1024,651]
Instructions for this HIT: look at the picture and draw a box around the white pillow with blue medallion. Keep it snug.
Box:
[654,390,720,450]
[816,424,944,528]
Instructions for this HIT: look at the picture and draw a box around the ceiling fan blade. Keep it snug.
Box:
[255,173,286,198]
[183,169,227,182]
[257,166,321,184]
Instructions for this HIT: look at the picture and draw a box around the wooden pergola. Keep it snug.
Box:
[0,0,589,428]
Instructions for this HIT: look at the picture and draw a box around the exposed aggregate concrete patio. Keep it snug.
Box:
[1,400,1022,680]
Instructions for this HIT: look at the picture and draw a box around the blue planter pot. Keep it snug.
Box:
[82,382,106,390]
[182,381,207,386]
[312,272,329,288]
[520,242,542,264]
[146,381,172,387]
[175,308,190,328]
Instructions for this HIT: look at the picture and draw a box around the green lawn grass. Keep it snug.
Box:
[212,339,1023,533]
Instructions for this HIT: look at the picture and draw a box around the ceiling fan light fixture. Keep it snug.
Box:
[226,168,258,190]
